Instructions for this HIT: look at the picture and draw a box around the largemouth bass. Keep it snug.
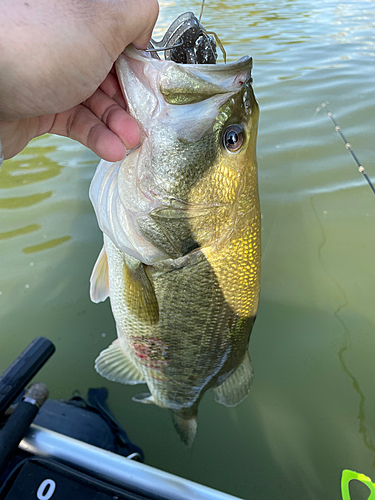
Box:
[89,40,260,446]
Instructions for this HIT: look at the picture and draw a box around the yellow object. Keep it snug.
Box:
[341,469,375,500]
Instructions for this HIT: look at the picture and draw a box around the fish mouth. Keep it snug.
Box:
[117,46,253,101]
[126,44,253,69]
[115,46,253,144]
[121,44,253,78]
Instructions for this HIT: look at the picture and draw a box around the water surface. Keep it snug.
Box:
[1,1,375,499]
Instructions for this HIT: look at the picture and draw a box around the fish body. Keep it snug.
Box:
[89,45,260,445]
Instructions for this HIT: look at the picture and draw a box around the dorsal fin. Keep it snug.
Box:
[90,246,109,303]
[213,351,253,407]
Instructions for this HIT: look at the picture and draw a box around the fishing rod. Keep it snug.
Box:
[320,103,375,196]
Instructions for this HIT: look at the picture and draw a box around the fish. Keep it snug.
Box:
[89,40,261,446]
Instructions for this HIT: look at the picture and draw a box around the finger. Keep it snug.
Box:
[84,88,140,148]
[133,28,155,50]
[48,106,127,162]
[99,72,126,110]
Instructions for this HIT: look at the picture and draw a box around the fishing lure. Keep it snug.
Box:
[146,1,226,64]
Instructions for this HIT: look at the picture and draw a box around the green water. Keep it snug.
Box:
[1,1,375,498]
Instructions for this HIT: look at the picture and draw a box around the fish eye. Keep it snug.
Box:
[223,125,244,153]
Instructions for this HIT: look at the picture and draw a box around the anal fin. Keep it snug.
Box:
[213,351,253,407]
[90,246,109,303]
[95,340,145,385]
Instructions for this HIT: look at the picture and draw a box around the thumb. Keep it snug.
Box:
[91,0,159,57]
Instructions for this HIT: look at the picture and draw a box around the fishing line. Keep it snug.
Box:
[144,42,183,53]
[317,102,375,196]
[198,0,226,63]
[198,0,205,23]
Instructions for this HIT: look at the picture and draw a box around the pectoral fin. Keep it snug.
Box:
[123,255,159,324]
[95,340,145,385]
[90,246,109,303]
[213,351,253,407]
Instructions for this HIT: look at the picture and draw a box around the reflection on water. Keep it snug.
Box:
[1,1,375,499]
[0,144,60,188]
[22,236,72,254]
[0,192,52,209]
[0,223,40,241]
[311,196,375,469]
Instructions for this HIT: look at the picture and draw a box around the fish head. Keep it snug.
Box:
[90,46,259,263]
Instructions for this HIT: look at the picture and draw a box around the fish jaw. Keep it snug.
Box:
[115,46,253,144]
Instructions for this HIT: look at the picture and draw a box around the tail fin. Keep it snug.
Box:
[171,410,198,447]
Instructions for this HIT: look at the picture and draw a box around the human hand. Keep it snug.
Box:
[0,0,159,161]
